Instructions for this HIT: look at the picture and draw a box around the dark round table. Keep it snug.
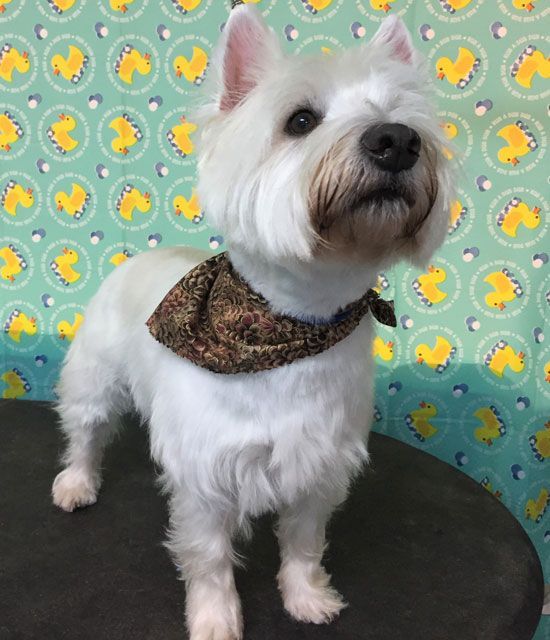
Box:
[0,400,544,640]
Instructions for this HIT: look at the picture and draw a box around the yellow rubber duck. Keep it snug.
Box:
[48,0,77,12]
[110,0,134,12]
[372,336,394,362]
[545,361,550,383]
[412,265,448,306]
[369,0,393,11]
[525,488,549,523]
[109,249,133,266]
[405,401,438,442]
[441,122,458,159]
[109,113,143,156]
[1,180,34,217]
[480,476,502,500]
[47,113,78,155]
[1,368,31,399]
[51,45,88,83]
[173,189,203,223]
[116,185,151,221]
[449,199,467,233]
[415,336,456,373]
[173,46,208,85]
[0,243,27,282]
[497,120,538,166]
[57,312,83,341]
[512,0,536,12]
[115,45,151,85]
[529,421,550,462]
[166,116,197,158]
[473,406,506,446]
[50,247,81,286]
[484,340,525,378]
[0,45,30,83]
[511,44,550,89]
[436,47,480,88]
[0,110,24,152]
[439,0,473,11]
[0,0,14,15]
[4,309,37,343]
[497,197,540,237]
[171,0,202,13]
[484,268,523,311]
[54,183,90,220]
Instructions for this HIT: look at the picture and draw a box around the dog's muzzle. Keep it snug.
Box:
[360,123,421,173]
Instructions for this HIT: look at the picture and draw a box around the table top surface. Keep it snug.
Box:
[0,399,544,640]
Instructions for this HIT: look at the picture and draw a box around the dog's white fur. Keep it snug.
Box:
[52,8,452,640]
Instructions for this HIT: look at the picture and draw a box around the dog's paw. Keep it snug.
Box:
[278,564,347,624]
[189,623,241,640]
[186,580,243,640]
[52,467,98,512]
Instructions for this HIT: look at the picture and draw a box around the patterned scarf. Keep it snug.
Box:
[146,252,396,374]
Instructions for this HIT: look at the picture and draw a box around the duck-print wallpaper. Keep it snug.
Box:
[0,0,548,632]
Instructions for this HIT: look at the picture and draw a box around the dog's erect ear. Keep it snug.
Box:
[218,5,281,111]
[370,15,414,65]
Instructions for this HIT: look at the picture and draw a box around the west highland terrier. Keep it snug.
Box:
[52,6,453,639]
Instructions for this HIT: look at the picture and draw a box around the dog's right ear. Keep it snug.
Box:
[217,5,281,111]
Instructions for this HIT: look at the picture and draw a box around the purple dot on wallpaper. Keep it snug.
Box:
[284,24,299,41]
[90,230,104,245]
[41,293,54,308]
[532,252,548,268]
[95,22,108,39]
[34,24,48,40]
[157,24,171,41]
[209,235,224,250]
[148,233,162,248]
[155,162,169,177]
[462,247,479,262]
[465,316,480,332]
[388,381,402,396]
[419,24,435,41]
[399,314,413,329]
[510,464,525,480]
[516,396,530,410]
[350,22,366,39]
[36,159,49,174]
[28,94,42,109]
[88,94,103,110]
[544,531,550,543]
[533,327,544,344]
[490,22,507,39]
[476,175,492,191]
[452,383,468,397]
[31,228,46,243]
[455,452,468,467]
[35,355,48,367]
[96,164,109,179]
[149,96,163,112]
[474,99,493,117]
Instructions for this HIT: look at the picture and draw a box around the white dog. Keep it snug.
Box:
[52,6,452,640]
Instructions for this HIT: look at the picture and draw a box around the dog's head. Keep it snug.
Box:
[197,6,453,271]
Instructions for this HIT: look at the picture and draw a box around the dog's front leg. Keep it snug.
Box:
[276,490,347,625]
[167,491,243,640]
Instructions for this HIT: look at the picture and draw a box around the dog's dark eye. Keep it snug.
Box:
[285,110,319,136]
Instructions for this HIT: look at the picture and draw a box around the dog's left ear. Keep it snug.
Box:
[216,5,282,112]
[370,15,414,65]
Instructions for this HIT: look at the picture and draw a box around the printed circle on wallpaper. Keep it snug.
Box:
[43,35,95,94]
[107,36,159,95]
[38,106,90,163]
[47,173,96,228]
[0,238,33,290]
[1,172,42,227]
[165,35,212,95]
[487,187,546,249]
[97,106,150,164]
[0,35,37,93]
[157,108,198,166]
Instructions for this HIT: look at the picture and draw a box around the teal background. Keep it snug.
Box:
[0,0,548,633]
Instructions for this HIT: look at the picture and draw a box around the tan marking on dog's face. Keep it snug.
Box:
[308,131,440,263]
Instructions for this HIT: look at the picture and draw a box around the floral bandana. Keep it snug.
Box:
[146,252,397,375]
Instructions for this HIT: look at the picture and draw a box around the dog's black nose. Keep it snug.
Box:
[360,123,421,173]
